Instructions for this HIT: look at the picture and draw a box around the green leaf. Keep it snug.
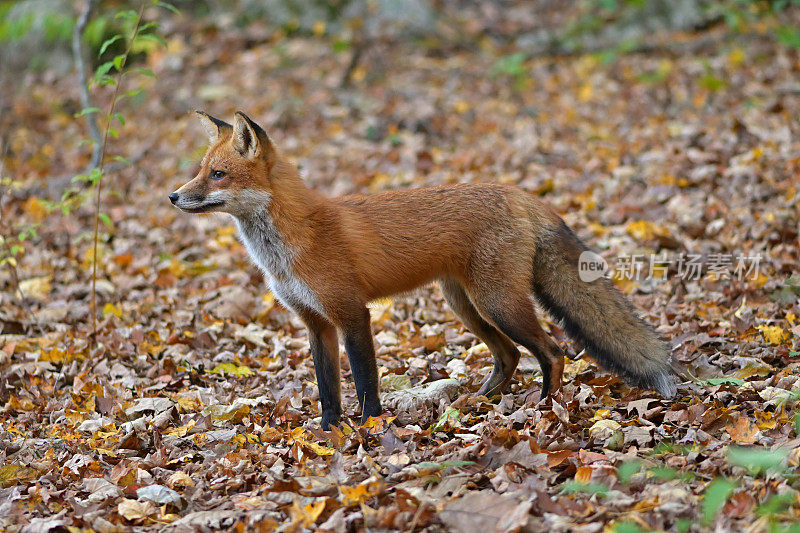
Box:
[108,128,118,139]
[153,0,181,15]
[136,33,167,47]
[415,460,474,471]
[699,72,726,92]
[89,167,104,185]
[701,478,735,525]
[648,466,694,482]
[490,52,527,78]
[113,54,125,72]
[75,107,101,118]
[613,523,647,533]
[560,481,608,497]
[727,446,788,475]
[93,61,115,81]
[777,25,800,49]
[98,213,112,229]
[332,38,351,52]
[380,373,411,391]
[430,408,460,432]
[616,460,642,484]
[98,34,122,57]
[755,493,795,518]
[138,21,159,33]
[703,377,745,386]
[112,112,125,126]
[112,155,130,165]
[115,10,139,21]
[135,68,156,78]
[96,75,116,87]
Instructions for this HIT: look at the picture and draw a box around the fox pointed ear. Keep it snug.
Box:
[232,111,274,160]
[195,110,231,144]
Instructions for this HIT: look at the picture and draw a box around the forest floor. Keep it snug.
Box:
[1,6,800,532]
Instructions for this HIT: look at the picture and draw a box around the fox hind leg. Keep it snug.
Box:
[466,287,565,398]
[440,278,521,397]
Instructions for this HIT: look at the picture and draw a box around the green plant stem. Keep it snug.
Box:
[90,2,145,346]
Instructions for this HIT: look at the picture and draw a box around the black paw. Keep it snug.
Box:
[359,401,383,425]
[321,411,341,431]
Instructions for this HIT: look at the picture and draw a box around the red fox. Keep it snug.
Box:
[170,111,679,429]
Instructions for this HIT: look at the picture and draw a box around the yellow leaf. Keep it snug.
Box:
[175,396,203,413]
[757,325,787,345]
[340,477,383,506]
[165,420,195,437]
[587,221,610,237]
[296,437,335,456]
[209,363,254,378]
[312,20,326,36]
[368,298,393,323]
[625,220,671,241]
[139,341,164,357]
[578,83,593,102]
[118,499,155,521]
[352,66,366,82]
[290,498,326,527]
[102,302,122,318]
[22,197,48,221]
[453,100,470,114]
[755,411,777,431]
[262,291,276,310]
[19,276,50,301]
[97,423,119,438]
[0,464,38,487]
[729,47,745,67]
[532,177,554,196]
[591,409,611,421]
[786,313,796,325]
[204,403,250,423]
[167,258,186,277]
[8,395,35,411]
[167,471,194,489]
[95,447,117,457]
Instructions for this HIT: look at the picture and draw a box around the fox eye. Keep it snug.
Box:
[210,169,226,180]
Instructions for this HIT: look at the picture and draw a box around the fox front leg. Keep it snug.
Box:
[339,306,382,423]
[300,311,343,430]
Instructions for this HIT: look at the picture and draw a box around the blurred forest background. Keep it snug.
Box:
[1,1,800,531]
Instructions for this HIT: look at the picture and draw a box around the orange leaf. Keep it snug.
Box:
[574,466,593,484]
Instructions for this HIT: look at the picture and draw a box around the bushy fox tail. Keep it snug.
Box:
[532,221,678,397]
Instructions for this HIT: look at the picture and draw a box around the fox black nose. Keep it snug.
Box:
[168,193,179,204]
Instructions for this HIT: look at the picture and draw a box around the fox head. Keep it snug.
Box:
[169,111,277,217]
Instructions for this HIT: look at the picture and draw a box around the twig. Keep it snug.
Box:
[44,142,154,198]
[339,10,368,89]
[72,0,102,172]
[339,40,365,89]
[90,2,146,345]
[0,137,43,335]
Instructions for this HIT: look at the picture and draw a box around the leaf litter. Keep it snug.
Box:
[1,5,800,532]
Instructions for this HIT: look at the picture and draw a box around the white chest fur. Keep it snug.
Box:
[233,207,325,317]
